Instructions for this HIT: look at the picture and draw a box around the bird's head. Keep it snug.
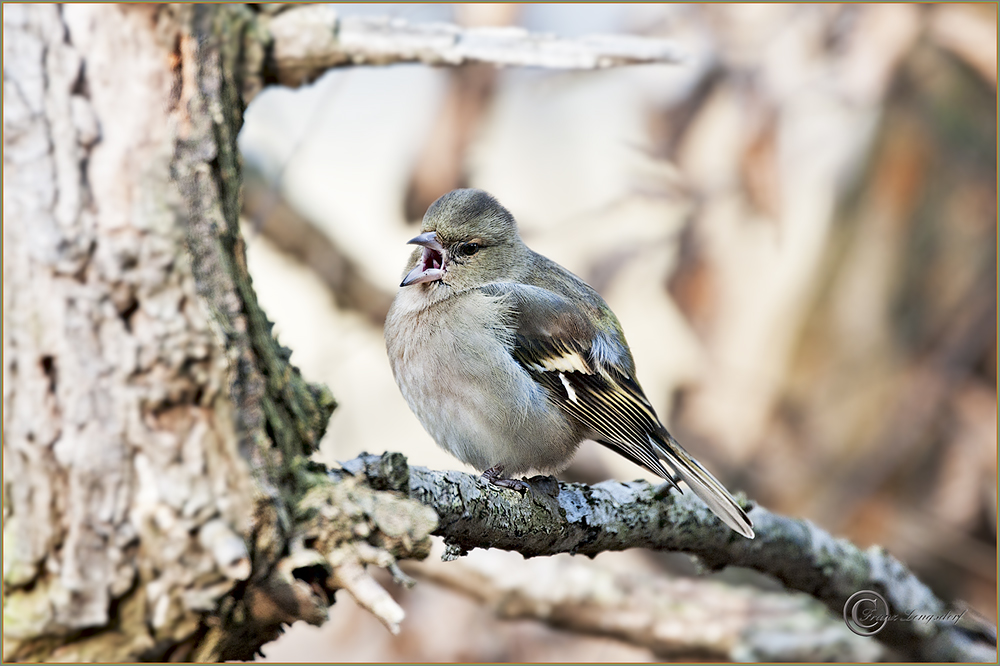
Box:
[400,189,525,292]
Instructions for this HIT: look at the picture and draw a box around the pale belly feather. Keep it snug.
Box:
[385,287,579,474]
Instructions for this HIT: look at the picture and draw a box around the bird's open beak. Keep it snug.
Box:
[401,231,447,286]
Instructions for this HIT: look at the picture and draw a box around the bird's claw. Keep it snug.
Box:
[481,464,529,494]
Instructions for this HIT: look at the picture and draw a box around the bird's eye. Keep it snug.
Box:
[460,242,480,256]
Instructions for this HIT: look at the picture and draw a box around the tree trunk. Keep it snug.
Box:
[3,5,341,661]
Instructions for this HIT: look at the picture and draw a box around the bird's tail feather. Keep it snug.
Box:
[650,431,755,539]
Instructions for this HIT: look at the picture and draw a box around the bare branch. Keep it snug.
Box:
[242,167,393,326]
[338,452,998,663]
[404,542,884,661]
[263,6,685,89]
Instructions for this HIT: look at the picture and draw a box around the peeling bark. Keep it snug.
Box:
[9,5,680,660]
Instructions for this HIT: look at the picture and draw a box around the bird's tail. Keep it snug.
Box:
[650,430,755,539]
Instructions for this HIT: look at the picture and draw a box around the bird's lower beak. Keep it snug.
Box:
[401,231,447,287]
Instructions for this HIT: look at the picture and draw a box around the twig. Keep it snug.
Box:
[336,452,998,663]
[264,6,685,89]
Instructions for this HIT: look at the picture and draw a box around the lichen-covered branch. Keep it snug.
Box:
[339,453,997,663]
[258,5,685,90]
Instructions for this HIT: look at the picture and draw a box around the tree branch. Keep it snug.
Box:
[403,541,884,661]
[261,6,685,90]
[336,452,997,663]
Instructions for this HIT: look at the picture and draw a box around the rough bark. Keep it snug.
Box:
[340,452,998,663]
[2,5,357,662]
[3,4,256,661]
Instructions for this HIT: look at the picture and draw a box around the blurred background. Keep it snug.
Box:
[238,3,997,661]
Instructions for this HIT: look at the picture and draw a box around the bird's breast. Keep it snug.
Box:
[385,289,578,473]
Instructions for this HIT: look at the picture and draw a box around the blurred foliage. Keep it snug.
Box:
[763,35,996,605]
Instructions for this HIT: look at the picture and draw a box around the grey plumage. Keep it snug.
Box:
[384,188,754,539]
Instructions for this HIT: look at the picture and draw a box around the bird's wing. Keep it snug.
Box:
[481,282,674,480]
[481,282,755,539]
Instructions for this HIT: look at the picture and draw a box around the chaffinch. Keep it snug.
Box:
[384,189,754,538]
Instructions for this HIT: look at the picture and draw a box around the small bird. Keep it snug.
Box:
[384,189,754,539]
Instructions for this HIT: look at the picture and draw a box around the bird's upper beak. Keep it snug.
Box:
[401,231,446,287]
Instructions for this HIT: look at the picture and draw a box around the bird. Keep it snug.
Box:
[384,188,754,539]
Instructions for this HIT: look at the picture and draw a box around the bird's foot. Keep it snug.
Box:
[481,464,529,494]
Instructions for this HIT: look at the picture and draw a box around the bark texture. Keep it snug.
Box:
[1,5,688,661]
[2,5,348,661]
[3,5,256,660]
[341,452,998,663]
